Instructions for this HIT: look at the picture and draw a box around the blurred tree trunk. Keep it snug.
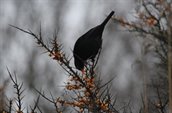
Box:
[166,2,172,112]
[167,15,172,113]
[141,45,148,113]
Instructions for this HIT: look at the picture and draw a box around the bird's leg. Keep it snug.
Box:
[90,59,95,76]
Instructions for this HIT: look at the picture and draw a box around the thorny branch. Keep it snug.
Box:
[7,68,25,113]
[10,25,119,113]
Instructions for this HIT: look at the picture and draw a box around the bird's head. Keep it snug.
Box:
[74,58,84,71]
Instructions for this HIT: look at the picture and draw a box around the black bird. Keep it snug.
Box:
[73,11,114,71]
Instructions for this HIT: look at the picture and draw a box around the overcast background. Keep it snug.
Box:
[0,0,150,112]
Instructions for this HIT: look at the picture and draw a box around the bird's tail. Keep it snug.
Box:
[101,11,115,27]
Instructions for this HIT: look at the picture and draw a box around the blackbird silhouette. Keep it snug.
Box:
[73,11,114,71]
